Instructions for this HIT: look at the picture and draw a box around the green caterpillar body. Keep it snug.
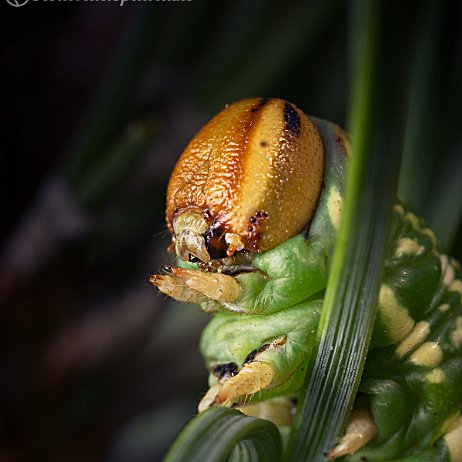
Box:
[152,99,462,461]
[200,118,462,461]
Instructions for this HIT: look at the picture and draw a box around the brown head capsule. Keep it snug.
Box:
[166,98,324,262]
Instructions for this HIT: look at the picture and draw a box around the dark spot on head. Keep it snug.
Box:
[250,216,257,224]
[284,102,301,135]
[260,140,268,147]
[247,225,254,232]
[251,97,269,113]
[212,362,238,381]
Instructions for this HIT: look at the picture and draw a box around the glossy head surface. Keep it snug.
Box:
[166,98,324,261]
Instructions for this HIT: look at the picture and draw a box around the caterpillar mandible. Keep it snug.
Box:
[151,98,462,461]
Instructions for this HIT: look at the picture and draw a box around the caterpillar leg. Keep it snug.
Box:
[198,361,276,411]
[150,273,207,303]
[327,408,377,459]
[444,416,462,462]
[150,265,241,303]
[199,300,322,412]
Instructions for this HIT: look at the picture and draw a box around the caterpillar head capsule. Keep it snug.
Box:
[166,97,325,262]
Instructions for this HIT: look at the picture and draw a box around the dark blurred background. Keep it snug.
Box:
[0,1,461,461]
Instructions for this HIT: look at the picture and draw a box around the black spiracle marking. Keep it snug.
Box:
[284,102,301,135]
[244,343,270,364]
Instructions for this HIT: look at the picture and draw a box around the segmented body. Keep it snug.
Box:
[151,99,462,461]
[200,121,462,461]
[353,201,462,461]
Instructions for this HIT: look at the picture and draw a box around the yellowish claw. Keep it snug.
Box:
[327,408,377,459]
[216,362,275,406]
[151,266,241,304]
[167,267,241,303]
[198,362,276,412]
[150,274,208,303]
[198,384,222,413]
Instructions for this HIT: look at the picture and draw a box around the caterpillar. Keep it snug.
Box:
[151,98,462,461]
